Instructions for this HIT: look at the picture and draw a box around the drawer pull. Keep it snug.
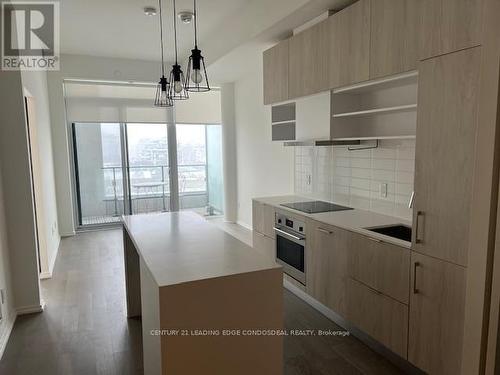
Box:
[367,236,382,243]
[317,228,333,235]
[413,261,420,294]
[415,211,424,244]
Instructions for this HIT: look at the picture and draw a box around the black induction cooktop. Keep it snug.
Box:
[280,201,353,214]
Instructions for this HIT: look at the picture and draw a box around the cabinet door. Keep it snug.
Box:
[289,20,330,98]
[252,231,276,261]
[413,47,480,266]
[263,40,289,105]
[419,0,483,60]
[408,252,466,375]
[369,0,419,79]
[328,0,370,88]
[252,200,265,234]
[348,234,410,304]
[306,221,349,316]
[346,278,408,358]
[262,204,276,238]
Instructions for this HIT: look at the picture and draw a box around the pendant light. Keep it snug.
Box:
[168,0,189,100]
[185,0,210,92]
[154,0,173,107]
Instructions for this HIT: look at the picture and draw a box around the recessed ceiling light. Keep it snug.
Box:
[178,11,194,24]
[143,6,157,16]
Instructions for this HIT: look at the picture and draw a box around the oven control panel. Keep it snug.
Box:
[275,212,305,234]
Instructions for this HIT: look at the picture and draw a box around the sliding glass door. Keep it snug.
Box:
[72,122,223,228]
[73,123,125,226]
[126,124,170,214]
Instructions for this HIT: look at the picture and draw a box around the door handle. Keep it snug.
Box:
[415,211,424,244]
[317,227,333,235]
[413,261,420,294]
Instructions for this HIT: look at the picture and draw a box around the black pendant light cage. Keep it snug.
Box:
[155,75,173,106]
[168,0,189,100]
[154,0,173,107]
[185,0,210,92]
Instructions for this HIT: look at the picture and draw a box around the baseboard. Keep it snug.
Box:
[0,311,16,359]
[282,279,424,375]
[16,303,44,316]
[236,220,252,231]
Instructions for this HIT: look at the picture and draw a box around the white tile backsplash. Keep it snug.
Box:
[294,139,415,220]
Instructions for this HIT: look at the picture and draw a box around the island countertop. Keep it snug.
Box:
[122,211,281,287]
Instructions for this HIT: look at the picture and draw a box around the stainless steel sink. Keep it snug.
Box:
[366,224,412,242]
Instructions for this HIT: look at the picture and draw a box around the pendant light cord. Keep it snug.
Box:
[193,0,198,48]
[173,0,178,64]
[158,0,165,76]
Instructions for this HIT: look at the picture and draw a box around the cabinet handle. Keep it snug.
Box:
[415,211,424,244]
[367,237,382,243]
[413,261,420,294]
[317,227,333,235]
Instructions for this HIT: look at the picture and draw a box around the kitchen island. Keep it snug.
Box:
[122,211,283,375]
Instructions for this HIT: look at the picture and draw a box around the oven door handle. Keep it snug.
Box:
[274,227,305,242]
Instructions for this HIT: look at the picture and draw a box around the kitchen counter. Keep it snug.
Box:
[122,211,281,287]
[122,211,283,375]
[253,195,412,249]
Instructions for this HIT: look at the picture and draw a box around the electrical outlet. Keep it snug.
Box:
[380,183,388,198]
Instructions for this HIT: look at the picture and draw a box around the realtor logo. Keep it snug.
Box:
[1,1,60,70]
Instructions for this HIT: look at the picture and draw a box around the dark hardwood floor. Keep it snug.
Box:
[0,228,404,375]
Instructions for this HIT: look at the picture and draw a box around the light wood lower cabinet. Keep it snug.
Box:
[252,231,275,261]
[252,200,276,238]
[262,204,276,238]
[252,200,265,234]
[346,278,408,358]
[348,234,410,304]
[408,252,466,375]
[306,220,349,316]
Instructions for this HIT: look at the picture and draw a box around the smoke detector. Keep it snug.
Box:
[178,11,194,24]
[143,6,157,16]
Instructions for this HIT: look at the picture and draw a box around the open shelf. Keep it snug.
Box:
[332,104,417,118]
[333,71,418,94]
[331,71,418,140]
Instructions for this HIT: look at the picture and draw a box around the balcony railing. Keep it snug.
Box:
[100,164,208,216]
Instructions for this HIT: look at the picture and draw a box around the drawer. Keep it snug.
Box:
[348,232,410,304]
[346,278,408,358]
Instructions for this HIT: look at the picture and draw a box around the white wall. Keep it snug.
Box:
[0,165,16,356]
[233,59,294,228]
[21,70,61,276]
[0,71,41,312]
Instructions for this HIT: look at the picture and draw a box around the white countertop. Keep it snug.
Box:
[254,195,412,249]
[122,211,281,287]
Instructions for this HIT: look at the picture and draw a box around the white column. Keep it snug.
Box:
[166,107,179,211]
[220,83,238,222]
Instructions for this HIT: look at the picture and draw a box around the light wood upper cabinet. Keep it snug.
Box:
[328,0,370,88]
[306,220,349,316]
[263,40,289,105]
[348,234,410,304]
[413,47,480,266]
[419,0,483,60]
[289,19,330,99]
[369,0,419,79]
[408,252,467,375]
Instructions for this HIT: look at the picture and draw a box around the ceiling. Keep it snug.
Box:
[59,0,355,81]
[59,0,251,62]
